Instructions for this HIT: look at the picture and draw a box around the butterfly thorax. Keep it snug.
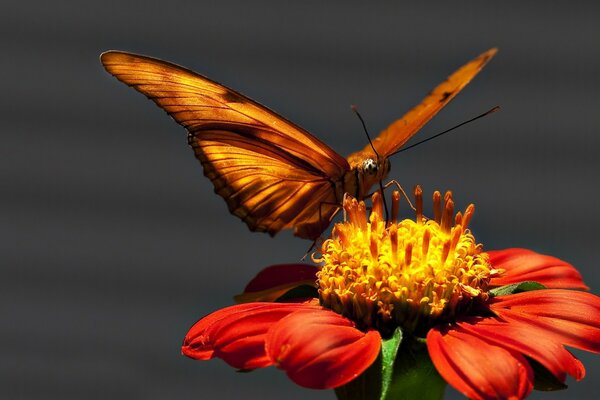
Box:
[341,151,391,201]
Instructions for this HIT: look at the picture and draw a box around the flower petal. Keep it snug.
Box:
[457,317,585,382]
[234,264,319,303]
[491,289,600,354]
[488,248,588,290]
[265,307,381,389]
[182,302,320,369]
[427,325,534,400]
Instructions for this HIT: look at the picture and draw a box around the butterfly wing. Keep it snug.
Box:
[352,48,497,159]
[101,51,349,238]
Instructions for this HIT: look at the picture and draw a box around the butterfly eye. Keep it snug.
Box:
[363,158,379,175]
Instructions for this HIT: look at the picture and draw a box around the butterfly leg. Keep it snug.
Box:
[301,241,318,261]
[378,180,390,222]
[318,200,342,234]
[365,180,416,213]
[301,201,341,261]
[382,180,416,211]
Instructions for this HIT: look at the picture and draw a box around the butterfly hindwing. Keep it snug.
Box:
[189,130,340,235]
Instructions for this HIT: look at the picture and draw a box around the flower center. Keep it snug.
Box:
[315,187,498,336]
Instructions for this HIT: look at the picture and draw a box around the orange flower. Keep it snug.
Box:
[182,189,599,399]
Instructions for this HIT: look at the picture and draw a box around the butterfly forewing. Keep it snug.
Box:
[352,48,498,160]
[101,51,348,236]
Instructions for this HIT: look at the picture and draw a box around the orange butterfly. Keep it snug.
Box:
[101,48,496,240]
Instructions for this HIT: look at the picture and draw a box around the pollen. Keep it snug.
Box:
[315,187,498,336]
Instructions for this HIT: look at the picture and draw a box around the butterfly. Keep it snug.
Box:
[101,48,496,240]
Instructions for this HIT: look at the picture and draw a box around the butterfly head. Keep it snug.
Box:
[365,156,390,178]
[354,156,391,197]
[362,158,378,175]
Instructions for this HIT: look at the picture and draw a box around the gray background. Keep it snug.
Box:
[2,1,599,399]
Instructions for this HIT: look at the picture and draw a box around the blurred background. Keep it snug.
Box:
[2,1,599,399]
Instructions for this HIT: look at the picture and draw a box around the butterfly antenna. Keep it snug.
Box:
[351,105,380,159]
[351,105,389,221]
[390,106,500,156]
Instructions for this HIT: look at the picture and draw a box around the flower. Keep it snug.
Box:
[182,188,600,399]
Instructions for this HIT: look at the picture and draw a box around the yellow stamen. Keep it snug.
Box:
[415,185,423,223]
[455,211,463,227]
[372,191,384,221]
[316,188,496,335]
[441,198,454,233]
[463,204,475,230]
[433,191,442,224]
[391,190,400,224]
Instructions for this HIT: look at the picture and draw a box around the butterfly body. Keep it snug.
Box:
[101,48,496,239]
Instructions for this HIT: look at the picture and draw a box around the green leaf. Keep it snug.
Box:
[490,281,546,297]
[335,332,446,400]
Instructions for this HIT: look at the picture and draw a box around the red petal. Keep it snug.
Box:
[265,308,381,389]
[235,264,319,303]
[457,317,585,381]
[488,248,588,290]
[182,302,320,369]
[491,289,600,354]
[427,325,534,400]
[243,263,319,292]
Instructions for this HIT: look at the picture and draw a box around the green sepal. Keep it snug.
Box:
[274,285,319,302]
[334,328,403,400]
[489,281,546,297]
[335,331,446,400]
[383,337,446,400]
[380,328,404,399]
